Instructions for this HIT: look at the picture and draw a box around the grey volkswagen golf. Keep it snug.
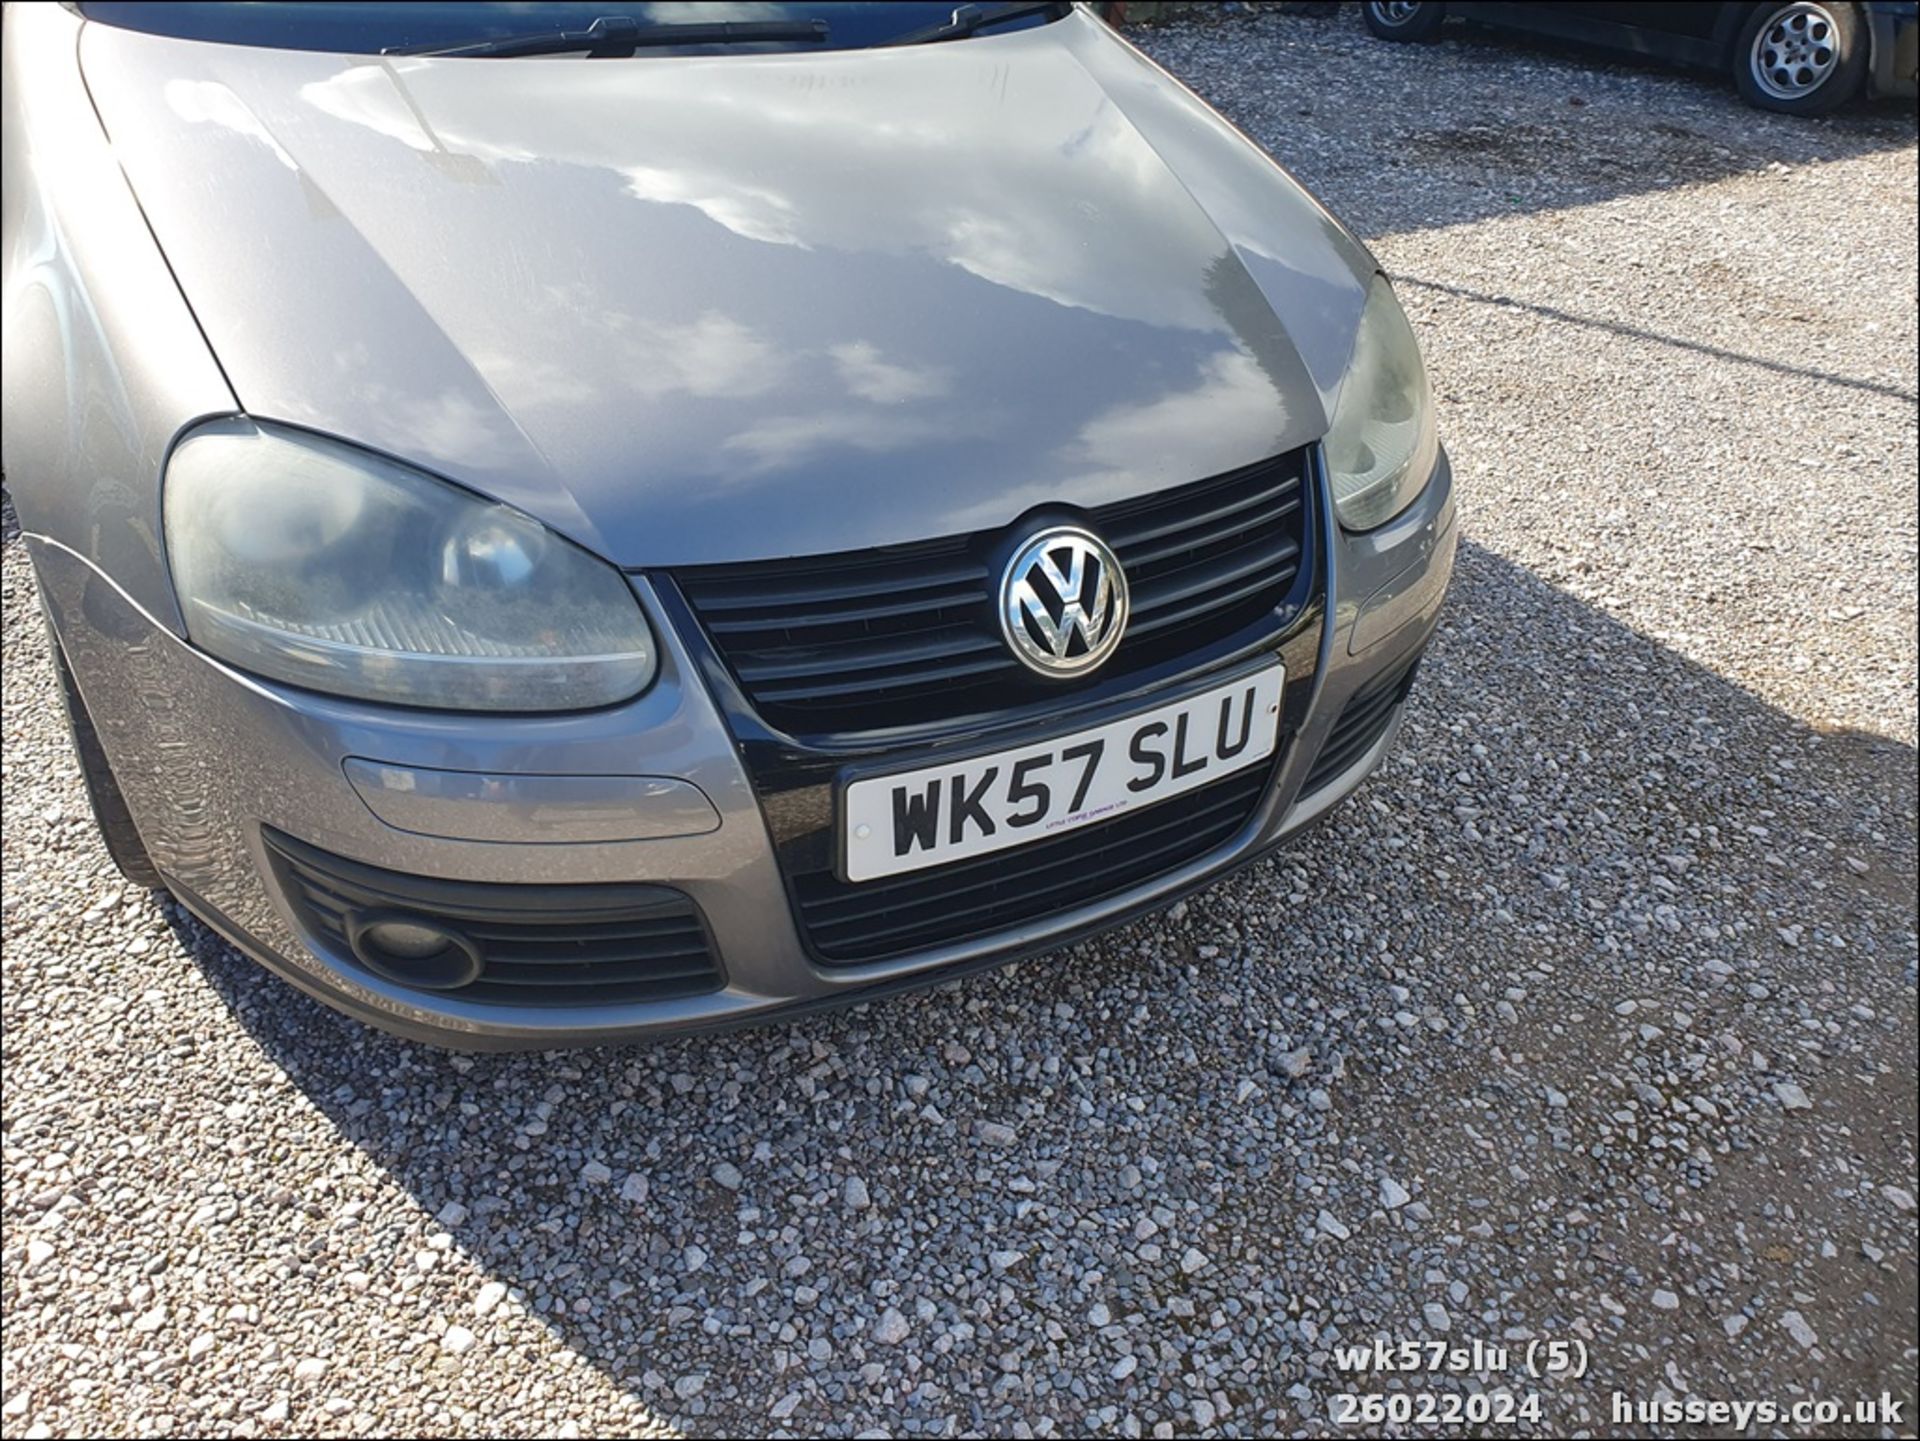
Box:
[3,1,1456,1047]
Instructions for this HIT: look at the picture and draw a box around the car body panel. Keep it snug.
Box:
[1450,1,1741,68]
[75,9,1372,573]
[1866,2,1920,97]
[1,1,234,631]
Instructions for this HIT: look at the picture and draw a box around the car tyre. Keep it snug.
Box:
[42,606,164,888]
[1734,1,1867,114]
[1362,1,1447,42]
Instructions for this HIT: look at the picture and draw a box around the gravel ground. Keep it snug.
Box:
[4,9,1916,1438]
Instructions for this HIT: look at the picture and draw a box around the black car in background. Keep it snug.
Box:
[1364,2,1920,114]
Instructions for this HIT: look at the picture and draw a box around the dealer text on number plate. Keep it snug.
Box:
[842,662,1285,882]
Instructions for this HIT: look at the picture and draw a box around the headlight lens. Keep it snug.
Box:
[1324,275,1439,531]
[164,421,656,710]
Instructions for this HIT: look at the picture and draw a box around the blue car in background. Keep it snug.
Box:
[1364,2,1919,115]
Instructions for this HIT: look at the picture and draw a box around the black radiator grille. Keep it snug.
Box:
[264,830,723,1007]
[673,450,1309,738]
[793,761,1274,965]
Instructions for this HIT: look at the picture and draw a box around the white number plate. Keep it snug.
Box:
[841,662,1284,882]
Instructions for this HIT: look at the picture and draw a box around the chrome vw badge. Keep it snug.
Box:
[998,525,1130,678]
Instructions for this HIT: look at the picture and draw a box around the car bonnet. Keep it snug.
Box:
[82,11,1372,566]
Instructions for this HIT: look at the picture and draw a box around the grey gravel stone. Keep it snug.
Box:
[474,1281,508,1318]
[1781,1311,1820,1350]
[973,1120,1018,1147]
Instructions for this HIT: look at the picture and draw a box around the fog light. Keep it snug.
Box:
[346,911,484,990]
[367,919,454,957]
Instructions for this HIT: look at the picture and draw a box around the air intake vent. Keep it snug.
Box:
[1300,649,1424,796]
[263,829,723,1006]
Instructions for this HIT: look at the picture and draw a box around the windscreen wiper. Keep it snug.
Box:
[879,2,1066,48]
[386,15,829,59]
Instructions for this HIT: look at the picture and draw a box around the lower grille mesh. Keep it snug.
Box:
[793,762,1275,964]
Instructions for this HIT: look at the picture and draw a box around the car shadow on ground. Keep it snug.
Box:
[154,534,1918,1433]
[1393,273,1918,404]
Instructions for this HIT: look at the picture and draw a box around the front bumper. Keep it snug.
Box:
[32,451,1456,1048]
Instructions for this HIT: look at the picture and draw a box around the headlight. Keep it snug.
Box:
[1324,275,1439,531]
[164,420,656,710]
